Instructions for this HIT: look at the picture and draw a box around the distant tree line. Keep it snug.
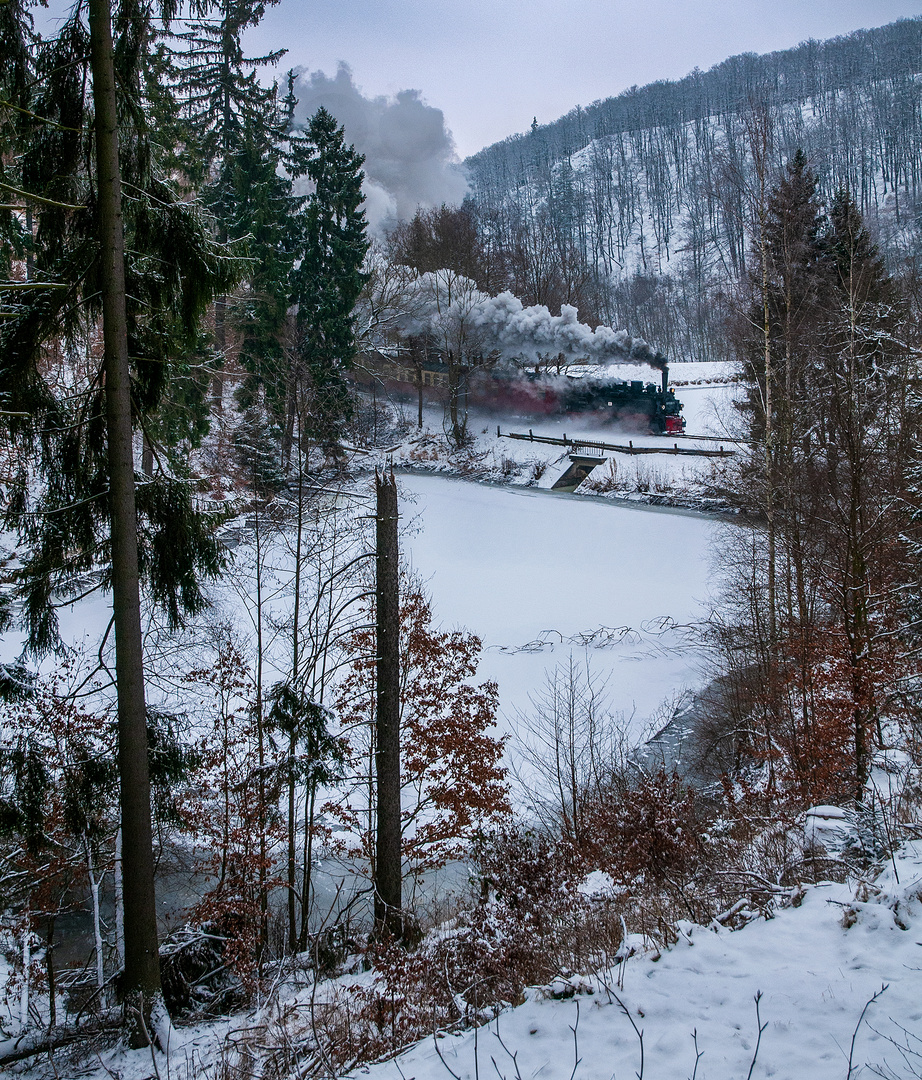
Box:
[465,17,922,361]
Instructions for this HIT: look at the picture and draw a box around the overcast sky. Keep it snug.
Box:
[243,0,922,159]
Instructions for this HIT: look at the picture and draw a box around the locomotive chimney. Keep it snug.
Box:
[661,364,669,395]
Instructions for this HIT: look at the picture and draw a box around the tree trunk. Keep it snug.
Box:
[20,913,30,1030]
[113,826,124,967]
[85,839,105,991]
[288,466,303,954]
[447,361,465,448]
[141,431,154,477]
[212,295,226,413]
[374,470,402,938]
[298,782,317,951]
[281,377,297,470]
[87,0,162,1042]
[25,206,33,281]
[758,176,777,647]
[411,338,424,429]
[253,490,268,962]
[45,916,56,1028]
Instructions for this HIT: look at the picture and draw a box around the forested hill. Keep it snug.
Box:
[464,17,922,362]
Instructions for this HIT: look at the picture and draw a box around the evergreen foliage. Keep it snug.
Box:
[0,0,242,654]
[163,0,285,187]
[737,150,828,443]
[725,153,914,804]
[0,0,35,281]
[163,0,286,413]
[290,106,369,452]
[229,96,303,421]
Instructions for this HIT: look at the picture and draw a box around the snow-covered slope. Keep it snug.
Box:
[362,846,922,1080]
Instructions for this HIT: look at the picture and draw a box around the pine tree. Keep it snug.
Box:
[290,107,369,454]
[228,93,302,429]
[164,0,284,184]
[164,0,285,411]
[726,168,913,803]
[738,152,827,435]
[736,150,829,709]
[817,189,908,795]
[0,0,35,286]
[0,0,240,1038]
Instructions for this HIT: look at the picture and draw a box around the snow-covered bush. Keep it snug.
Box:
[582,768,703,889]
[296,827,618,1069]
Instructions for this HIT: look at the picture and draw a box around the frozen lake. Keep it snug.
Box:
[397,472,720,744]
[0,468,725,928]
[0,470,722,753]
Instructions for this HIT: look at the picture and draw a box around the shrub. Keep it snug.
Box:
[582,769,702,887]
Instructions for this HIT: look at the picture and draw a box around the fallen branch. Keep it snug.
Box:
[0,1013,122,1066]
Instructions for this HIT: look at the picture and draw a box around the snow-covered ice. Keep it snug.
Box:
[398,472,718,743]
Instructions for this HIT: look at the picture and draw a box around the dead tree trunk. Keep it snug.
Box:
[374,470,402,937]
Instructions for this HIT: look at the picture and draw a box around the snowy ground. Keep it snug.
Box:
[357,846,922,1080]
[26,841,921,1080]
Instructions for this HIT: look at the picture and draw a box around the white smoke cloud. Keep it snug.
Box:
[290,65,469,231]
[395,270,660,368]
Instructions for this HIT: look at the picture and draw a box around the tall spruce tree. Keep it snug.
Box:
[164,0,285,411]
[0,0,35,286]
[733,151,832,792]
[165,0,284,183]
[818,189,908,795]
[728,165,912,802]
[0,0,240,1038]
[738,150,829,629]
[290,107,368,454]
[229,92,302,429]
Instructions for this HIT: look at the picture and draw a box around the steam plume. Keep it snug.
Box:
[395,270,661,368]
[289,65,469,230]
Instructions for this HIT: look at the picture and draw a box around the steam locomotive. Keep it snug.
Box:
[476,364,686,434]
[364,356,685,435]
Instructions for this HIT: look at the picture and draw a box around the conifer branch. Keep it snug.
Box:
[0,180,86,210]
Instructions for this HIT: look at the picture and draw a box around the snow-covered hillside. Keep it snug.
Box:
[362,846,922,1080]
[23,837,919,1080]
[468,25,922,364]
